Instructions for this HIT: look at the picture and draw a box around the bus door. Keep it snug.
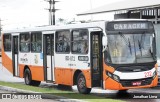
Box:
[90,31,103,87]
[43,33,55,82]
[12,35,19,77]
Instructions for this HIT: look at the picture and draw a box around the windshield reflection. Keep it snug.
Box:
[107,33,155,64]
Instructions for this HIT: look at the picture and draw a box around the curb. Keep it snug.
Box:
[0,85,85,102]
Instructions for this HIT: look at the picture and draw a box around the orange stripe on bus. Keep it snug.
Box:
[19,64,44,81]
[19,64,25,78]
[82,69,91,88]
[103,61,115,73]
[55,67,91,87]
[1,38,13,74]
[55,67,73,85]
[103,61,115,81]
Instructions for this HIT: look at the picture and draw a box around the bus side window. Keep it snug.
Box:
[3,34,11,51]
[31,32,42,52]
[55,30,70,53]
[20,33,30,52]
[72,29,88,54]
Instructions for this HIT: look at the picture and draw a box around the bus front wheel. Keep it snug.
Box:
[77,73,91,94]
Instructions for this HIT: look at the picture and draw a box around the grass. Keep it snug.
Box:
[0,81,123,102]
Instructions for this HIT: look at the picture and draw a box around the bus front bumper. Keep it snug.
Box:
[104,71,158,90]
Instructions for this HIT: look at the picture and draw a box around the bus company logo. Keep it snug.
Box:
[20,54,28,63]
[2,94,11,99]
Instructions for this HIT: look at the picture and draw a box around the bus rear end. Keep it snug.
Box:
[103,20,158,90]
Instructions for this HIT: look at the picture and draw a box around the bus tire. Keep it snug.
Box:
[24,68,32,85]
[77,72,91,94]
[24,69,41,86]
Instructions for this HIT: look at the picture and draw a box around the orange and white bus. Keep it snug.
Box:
[1,19,158,94]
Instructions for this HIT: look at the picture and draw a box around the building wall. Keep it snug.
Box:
[114,12,140,19]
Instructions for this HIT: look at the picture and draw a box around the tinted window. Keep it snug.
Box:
[3,34,11,51]
[72,29,88,54]
[20,33,30,52]
[31,32,42,52]
[45,34,54,55]
[55,30,70,53]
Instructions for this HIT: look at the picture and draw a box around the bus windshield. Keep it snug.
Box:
[107,33,156,64]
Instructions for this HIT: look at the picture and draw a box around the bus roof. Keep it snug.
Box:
[3,21,105,34]
[3,19,150,34]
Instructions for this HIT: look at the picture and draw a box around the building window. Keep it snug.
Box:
[55,30,70,53]
[31,32,42,52]
[71,29,88,54]
[3,34,11,51]
[20,33,30,52]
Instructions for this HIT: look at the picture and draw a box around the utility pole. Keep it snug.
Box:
[45,0,59,25]
[90,0,93,21]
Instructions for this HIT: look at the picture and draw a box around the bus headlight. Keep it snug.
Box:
[113,74,120,82]
[106,71,120,82]
[107,71,112,77]
[153,71,157,79]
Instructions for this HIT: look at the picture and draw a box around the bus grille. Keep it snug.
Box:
[120,77,152,87]
[116,66,153,72]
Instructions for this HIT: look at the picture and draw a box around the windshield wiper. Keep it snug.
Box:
[138,40,142,56]
[138,34,146,57]
[128,38,132,55]
[119,33,132,55]
[140,34,145,49]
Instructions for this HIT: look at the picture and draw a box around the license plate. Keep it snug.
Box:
[132,81,141,86]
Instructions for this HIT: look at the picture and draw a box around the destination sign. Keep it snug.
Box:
[114,23,148,30]
[106,21,153,31]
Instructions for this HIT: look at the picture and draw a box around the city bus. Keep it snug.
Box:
[1,19,158,94]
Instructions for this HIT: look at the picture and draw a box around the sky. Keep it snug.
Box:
[0,0,123,30]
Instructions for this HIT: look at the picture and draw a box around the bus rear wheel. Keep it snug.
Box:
[24,68,32,85]
[77,73,91,94]
[24,68,41,86]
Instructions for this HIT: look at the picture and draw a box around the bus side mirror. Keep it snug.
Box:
[102,36,107,52]
[102,36,107,46]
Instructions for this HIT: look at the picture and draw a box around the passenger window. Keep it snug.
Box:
[72,29,88,54]
[31,32,42,52]
[55,30,70,53]
[3,34,11,51]
[20,33,30,52]
[46,34,54,55]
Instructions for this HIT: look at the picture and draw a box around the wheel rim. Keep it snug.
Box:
[78,77,85,89]
[25,73,30,84]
